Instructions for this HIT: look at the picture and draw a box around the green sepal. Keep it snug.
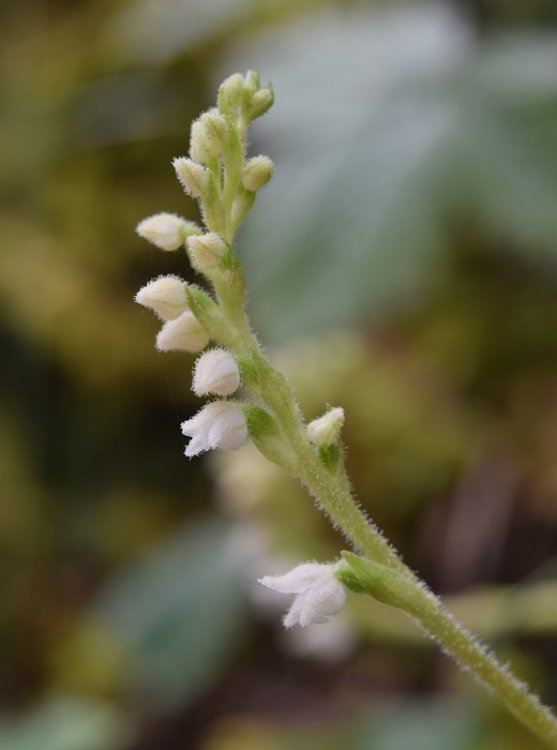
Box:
[334,558,365,593]
[234,351,264,386]
[201,175,226,235]
[244,404,295,471]
[212,243,246,320]
[219,242,244,277]
[317,443,341,471]
[185,286,231,346]
[338,552,428,617]
[230,188,256,232]
[244,404,276,439]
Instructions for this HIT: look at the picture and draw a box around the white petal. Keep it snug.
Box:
[297,580,346,627]
[258,563,327,595]
[184,433,209,457]
[207,406,248,451]
[156,311,209,353]
[283,594,306,629]
[180,401,231,437]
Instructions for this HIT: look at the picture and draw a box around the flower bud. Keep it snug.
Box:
[189,119,212,164]
[136,213,200,251]
[186,232,226,273]
[181,401,248,457]
[243,70,260,95]
[307,407,344,446]
[156,311,209,353]
[135,275,188,321]
[250,87,274,119]
[242,155,274,192]
[173,157,210,199]
[192,348,240,397]
[259,563,347,628]
[197,109,230,156]
[218,73,244,114]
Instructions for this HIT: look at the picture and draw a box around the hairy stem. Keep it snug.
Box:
[339,552,557,748]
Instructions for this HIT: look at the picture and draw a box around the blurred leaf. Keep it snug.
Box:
[0,697,129,750]
[94,518,249,710]
[109,0,252,63]
[356,699,482,750]
[218,5,557,340]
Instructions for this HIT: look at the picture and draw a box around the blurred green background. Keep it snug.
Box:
[2,0,557,748]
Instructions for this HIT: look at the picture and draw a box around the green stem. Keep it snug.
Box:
[293,443,407,573]
[424,601,557,747]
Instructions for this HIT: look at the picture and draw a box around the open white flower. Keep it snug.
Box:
[192,348,240,396]
[181,401,248,457]
[156,311,209,352]
[135,275,188,321]
[259,562,346,628]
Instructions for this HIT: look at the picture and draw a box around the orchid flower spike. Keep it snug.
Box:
[259,562,347,628]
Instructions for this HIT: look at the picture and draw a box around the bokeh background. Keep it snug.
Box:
[2,0,557,748]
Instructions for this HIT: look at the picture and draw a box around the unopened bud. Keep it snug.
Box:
[218,73,244,114]
[307,407,345,446]
[242,155,274,192]
[250,87,274,119]
[187,232,226,273]
[189,119,212,164]
[156,311,209,353]
[136,213,200,251]
[192,348,240,397]
[173,157,210,199]
[196,110,229,157]
[243,70,260,94]
[135,275,188,321]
